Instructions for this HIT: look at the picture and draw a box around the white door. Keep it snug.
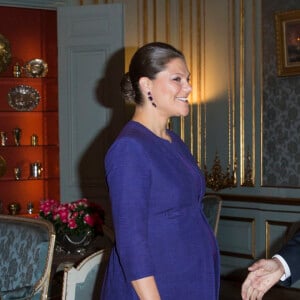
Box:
[58,4,125,220]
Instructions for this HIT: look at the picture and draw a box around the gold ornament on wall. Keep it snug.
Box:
[204,152,237,192]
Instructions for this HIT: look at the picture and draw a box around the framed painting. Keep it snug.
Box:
[275,10,300,76]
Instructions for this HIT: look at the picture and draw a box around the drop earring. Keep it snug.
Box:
[147,91,157,108]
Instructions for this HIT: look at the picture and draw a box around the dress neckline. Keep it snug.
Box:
[129,120,173,144]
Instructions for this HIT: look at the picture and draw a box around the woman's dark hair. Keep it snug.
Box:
[121,42,185,104]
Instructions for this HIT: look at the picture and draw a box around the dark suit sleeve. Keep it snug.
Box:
[278,230,300,285]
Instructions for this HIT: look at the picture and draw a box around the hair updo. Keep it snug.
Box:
[120,42,185,104]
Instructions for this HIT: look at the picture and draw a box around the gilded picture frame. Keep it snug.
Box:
[275,10,300,77]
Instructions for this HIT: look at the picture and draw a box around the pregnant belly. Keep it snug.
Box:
[149,207,218,276]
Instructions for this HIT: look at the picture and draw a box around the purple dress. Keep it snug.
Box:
[101,121,220,299]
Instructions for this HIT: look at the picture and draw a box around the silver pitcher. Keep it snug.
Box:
[30,162,43,178]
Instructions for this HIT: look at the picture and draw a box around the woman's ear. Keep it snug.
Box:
[139,77,157,108]
[139,77,152,94]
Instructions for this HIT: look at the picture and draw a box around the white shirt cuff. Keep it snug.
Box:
[273,254,291,281]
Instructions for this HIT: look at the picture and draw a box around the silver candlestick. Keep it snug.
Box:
[12,127,21,146]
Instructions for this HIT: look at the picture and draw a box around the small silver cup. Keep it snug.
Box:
[27,202,34,214]
[31,134,38,146]
[14,167,21,180]
[30,162,43,178]
[8,202,20,215]
[1,131,8,146]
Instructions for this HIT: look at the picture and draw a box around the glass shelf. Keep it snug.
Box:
[0,177,59,182]
[0,144,58,148]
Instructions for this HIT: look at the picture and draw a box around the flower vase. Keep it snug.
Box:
[56,229,94,255]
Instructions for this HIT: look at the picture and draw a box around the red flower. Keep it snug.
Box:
[57,208,69,223]
[39,198,105,236]
[68,218,78,229]
[84,214,95,227]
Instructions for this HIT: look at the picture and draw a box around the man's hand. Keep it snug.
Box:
[241,258,285,300]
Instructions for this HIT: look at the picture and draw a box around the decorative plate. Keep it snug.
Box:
[23,58,48,78]
[0,155,6,177]
[0,34,12,73]
[7,85,40,111]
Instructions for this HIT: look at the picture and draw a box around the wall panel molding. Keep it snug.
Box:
[218,193,300,205]
[219,216,255,258]
[265,220,292,258]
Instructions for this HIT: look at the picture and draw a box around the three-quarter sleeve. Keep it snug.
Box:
[105,137,155,281]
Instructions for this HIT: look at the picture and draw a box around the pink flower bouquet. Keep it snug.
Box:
[39,198,105,236]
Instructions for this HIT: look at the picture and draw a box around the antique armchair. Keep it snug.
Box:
[202,194,222,236]
[61,225,114,300]
[0,215,56,300]
[61,248,110,300]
